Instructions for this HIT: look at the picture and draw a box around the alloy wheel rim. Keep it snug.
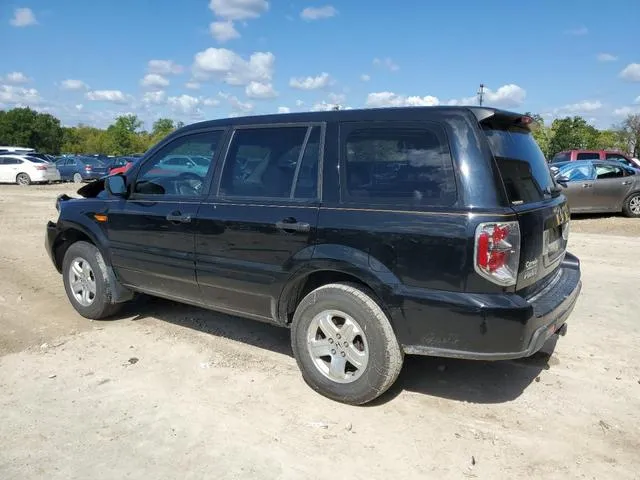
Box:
[68,257,96,306]
[630,195,640,214]
[306,309,369,384]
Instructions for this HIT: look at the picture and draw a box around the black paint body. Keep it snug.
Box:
[46,106,581,360]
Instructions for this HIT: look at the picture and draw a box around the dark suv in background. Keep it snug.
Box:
[45,107,582,404]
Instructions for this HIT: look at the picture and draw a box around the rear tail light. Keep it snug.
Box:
[85,165,92,171]
[474,221,521,286]
[35,165,47,171]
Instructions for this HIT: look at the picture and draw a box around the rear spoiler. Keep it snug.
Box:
[469,107,534,130]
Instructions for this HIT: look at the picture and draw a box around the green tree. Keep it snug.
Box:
[152,118,175,139]
[0,107,63,153]
[617,114,640,157]
[525,112,552,158]
[548,116,599,156]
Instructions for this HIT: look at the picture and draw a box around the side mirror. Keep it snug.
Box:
[555,175,569,187]
[105,174,127,197]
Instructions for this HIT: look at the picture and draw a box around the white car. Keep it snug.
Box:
[0,154,61,185]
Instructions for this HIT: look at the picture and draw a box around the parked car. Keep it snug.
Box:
[550,149,640,169]
[0,146,35,154]
[0,151,55,163]
[0,154,60,185]
[45,106,582,404]
[55,156,109,183]
[108,156,137,175]
[553,160,640,216]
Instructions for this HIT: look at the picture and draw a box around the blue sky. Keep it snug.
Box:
[2,0,640,129]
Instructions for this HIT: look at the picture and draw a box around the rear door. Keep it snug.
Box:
[591,163,635,210]
[481,116,570,292]
[0,157,11,182]
[106,129,224,302]
[195,123,322,321]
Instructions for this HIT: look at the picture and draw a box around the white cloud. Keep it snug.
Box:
[360,74,370,82]
[295,99,304,107]
[4,72,29,84]
[620,63,640,82]
[289,72,331,90]
[185,81,201,90]
[219,92,254,114]
[565,26,588,36]
[10,8,37,27]
[245,81,277,99]
[366,91,440,108]
[141,90,167,105]
[147,60,183,75]
[300,5,337,20]
[613,106,640,116]
[311,101,351,111]
[597,53,617,62]
[140,73,170,89]
[86,90,130,104]
[60,79,89,91]
[635,96,640,104]
[75,104,83,111]
[167,94,202,114]
[209,0,268,20]
[556,100,603,114]
[0,85,41,105]
[450,84,527,108]
[328,92,346,104]
[203,97,220,107]
[192,48,275,86]
[278,106,290,113]
[373,57,399,72]
[210,21,240,42]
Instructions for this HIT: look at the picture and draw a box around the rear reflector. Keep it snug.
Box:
[474,221,521,286]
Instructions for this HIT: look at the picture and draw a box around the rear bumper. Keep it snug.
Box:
[399,252,582,360]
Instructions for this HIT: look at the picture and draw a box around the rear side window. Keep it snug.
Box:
[576,152,600,160]
[342,124,456,206]
[595,164,624,179]
[483,125,554,204]
[551,153,570,163]
[219,125,321,199]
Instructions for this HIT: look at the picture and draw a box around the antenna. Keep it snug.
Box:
[477,83,485,106]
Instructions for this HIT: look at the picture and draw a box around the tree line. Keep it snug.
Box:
[0,106,639,159]
[0,107,183,156]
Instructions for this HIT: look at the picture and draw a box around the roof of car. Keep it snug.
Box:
[179,106,521,132]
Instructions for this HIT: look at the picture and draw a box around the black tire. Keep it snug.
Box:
[62,241,122,319]
[622,192,640,218]
[291,282,404,405]
[73,173,83,183]
[16,173,31,186]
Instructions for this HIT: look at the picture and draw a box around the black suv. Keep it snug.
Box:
[45,107,582,404]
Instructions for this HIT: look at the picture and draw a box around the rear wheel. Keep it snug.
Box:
[291,282,403,405]
[623,192,640,218]
[16,173,31,186]
[62,241,122,319]
[73,173,83,183]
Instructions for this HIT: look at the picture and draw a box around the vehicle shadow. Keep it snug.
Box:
[115,296,555,406]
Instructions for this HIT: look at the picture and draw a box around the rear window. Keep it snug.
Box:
[576,152,600,160]
[551,153,570,163]
[25,157,47,163]
[82,157,105,166]
[483,125,554,205]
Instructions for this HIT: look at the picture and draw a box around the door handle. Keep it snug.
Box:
[622,181,632,185]
[581,183,592,188]
[166,212,192,224]
[275,218,311,232]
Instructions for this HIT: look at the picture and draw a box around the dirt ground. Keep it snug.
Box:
[0,183,639,480]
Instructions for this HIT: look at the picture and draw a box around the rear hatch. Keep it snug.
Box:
[480,112,570,295]
[83,158,108,176]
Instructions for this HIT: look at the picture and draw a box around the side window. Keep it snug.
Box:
[595,164,624,179]
[134,131,222,197]
[605,154,631,166]
[560,163,595,181]
[551,153,569,163]
[576,152,600,160]
[219,125,320,199]
[342,125,456,206]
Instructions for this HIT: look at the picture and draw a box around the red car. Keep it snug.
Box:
[551,149,640,169]
[108,156,139,175]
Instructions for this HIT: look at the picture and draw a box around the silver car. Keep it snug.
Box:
[554,160,640,217]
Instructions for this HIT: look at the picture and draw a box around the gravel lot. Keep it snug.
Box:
[1,183,639,480]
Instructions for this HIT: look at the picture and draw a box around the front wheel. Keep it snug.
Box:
[291,282,404,405]
[73,173,83,183]
[16,173,31,186]
[62,241,122,319]
[622,192,640,218]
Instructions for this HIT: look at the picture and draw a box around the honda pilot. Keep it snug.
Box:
[45,106,582,404]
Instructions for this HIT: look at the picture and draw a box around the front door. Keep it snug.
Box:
[195,124,322,321]
[558,162,596,212]
[107,129,225,303]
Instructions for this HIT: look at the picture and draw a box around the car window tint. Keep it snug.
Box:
[551,153,570,163]
[576,152,600,160]
[343,125,456,206]
[559,163,595,181]
[220,126,309,199]
[134,131,222,197]
[595,164,624,179]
